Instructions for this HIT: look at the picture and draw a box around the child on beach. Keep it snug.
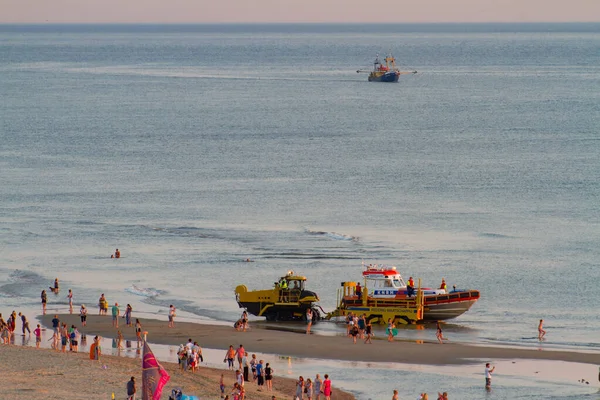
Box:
[220,373,226,398]
[117,330,124,349]
[135,319,142,345]
[350,323,359,344]
[34,324,41,348]
[70,325,79,352]
[436,321,447,344]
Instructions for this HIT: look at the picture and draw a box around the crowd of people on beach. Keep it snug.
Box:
[174,336,335,400]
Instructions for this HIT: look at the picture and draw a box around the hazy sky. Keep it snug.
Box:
[2,0,600,23]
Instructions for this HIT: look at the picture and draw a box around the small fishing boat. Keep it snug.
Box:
[357,54,417,82]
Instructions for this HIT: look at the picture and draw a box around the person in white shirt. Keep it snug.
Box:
[485,363,496,389]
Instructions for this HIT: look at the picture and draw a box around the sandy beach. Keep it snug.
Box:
[40,314,600,366]
[2,343,354,400]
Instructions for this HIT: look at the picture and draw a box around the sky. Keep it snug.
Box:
[1,0,600,24]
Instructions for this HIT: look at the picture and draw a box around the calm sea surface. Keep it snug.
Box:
[1,23,599,399]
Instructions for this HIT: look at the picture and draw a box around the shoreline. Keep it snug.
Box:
[40,314,600,366]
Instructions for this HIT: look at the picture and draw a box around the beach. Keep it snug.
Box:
[2,338,354,400]
[40,314,600,366]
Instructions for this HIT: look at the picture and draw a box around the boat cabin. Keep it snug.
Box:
[362,264,446,298]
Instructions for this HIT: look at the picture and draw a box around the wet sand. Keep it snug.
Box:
[40,314,600,366]
[2,344,354,400]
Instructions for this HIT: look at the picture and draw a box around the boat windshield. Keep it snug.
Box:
[392,278,405,287]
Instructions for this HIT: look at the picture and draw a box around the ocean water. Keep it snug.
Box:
[1,23,600,399]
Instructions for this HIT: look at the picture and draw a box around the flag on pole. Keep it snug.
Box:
[142,341,170,400]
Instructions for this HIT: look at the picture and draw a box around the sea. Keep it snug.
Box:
[1,23,599,399]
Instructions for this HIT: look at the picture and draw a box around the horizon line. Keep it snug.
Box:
[2,21,600,25]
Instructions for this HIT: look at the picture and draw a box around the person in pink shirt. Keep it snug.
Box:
[237,344,245,369]
[34,324,42,348]
[322,374,332,400]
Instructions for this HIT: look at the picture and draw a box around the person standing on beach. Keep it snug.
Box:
[51,315,60,334]
[322,374,331,400]
[18,312,31,335]
[250,354,258,382]
[306,308,313,334]
[67,289,73,313]
[295,376,305,400]
[485,363,495,389]
[80,305,87,326]
[364,320,373,344]
[169,305,176,328]
[313,374,322,400]
[436,321,447,344]
[98,294,107,315]
[125,304,133,327]
[41,290,47,315]
[112,302,120,328]
[538,319,546,341]
[225,345,236,370]
[242,352,249,382]
[90,335,101,360]
[264,362,273,391]
[126,376,136,400]
[256,359,264,389]
[61,323,68,352]
[70,325,79,352]
[237,344,245,369]
[34,324,42,348]
[392,389,399,400]
[305,378,313,400]
[135,319,142,345]
[387,319,396,342]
